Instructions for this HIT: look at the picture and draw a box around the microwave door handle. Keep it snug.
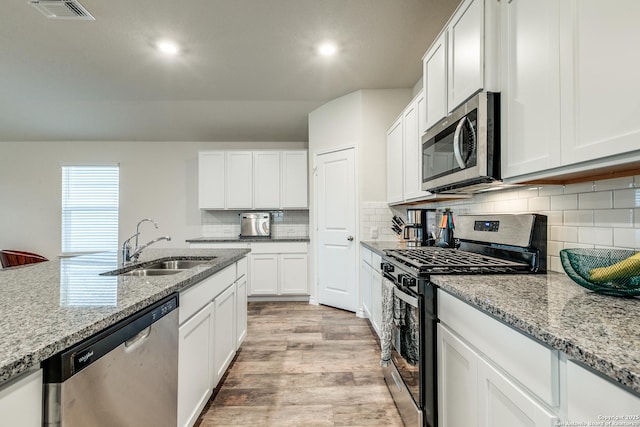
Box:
[453,116,469,170]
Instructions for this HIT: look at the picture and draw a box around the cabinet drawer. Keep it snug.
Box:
[371,252,382,271]
[236,257,248,279]
[180,265,236,324]
[438,290,559,406]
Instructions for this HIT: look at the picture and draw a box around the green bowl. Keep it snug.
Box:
[560,248,640,297]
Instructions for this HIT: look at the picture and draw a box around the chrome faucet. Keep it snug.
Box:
[121,219,171,265]
[128,236,171,263]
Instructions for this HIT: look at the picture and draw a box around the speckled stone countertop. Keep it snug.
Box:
[0,248,249,385]
[360,240,408,253]
[186,236,310,243]
[360,241,640,395]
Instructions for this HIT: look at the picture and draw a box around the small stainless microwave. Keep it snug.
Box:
[421,92,500,194]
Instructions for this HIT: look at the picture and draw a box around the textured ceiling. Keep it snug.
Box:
[0,0,460,142]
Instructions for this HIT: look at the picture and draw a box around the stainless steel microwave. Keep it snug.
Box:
[421,92,500,194]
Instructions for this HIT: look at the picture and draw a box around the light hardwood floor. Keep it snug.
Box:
[195,301,403,427]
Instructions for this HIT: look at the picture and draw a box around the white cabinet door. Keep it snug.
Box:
[360,258,372,319]
[424,32,448,130]
[253,151,280,208]
[478,358,557,427]
[438,324,479,427]
[249,254,279,295]
[235,277,247,349]
[281,151,308,208]
[567,361,640,422]
[198,151,225,209]
[371,268,382,337]
[559,0,640,166]
[0,369,42,427]
[178,302,214,427]
[403,97,430,201]
[386,117,403,204]
[213,285,237,384]
[280,253,308,294]
[226,151,253,209]
[447,0,484,110]
[501,0,561,179]
[416,90,428,137]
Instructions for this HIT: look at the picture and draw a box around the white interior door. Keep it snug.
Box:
[316,148,357,312]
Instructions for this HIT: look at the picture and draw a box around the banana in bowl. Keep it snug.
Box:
[560,248,640,297]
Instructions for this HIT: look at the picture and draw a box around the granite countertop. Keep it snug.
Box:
[187,236,310,243]
[0,247,250,384]
[361,240,408,253]
[360,240,640,395]
[435,273,640,395]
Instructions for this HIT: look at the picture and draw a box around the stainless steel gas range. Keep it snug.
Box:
[380,213,547,427]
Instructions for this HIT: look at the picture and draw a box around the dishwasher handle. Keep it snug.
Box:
[124,326,152,352]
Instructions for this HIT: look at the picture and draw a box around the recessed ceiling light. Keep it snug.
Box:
[317,42,337,57]
[156,40,180,56]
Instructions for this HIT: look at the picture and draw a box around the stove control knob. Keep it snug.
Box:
[403,276,416,287]
[382,263,394,273]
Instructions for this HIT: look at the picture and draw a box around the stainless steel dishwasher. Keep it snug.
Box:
[42,294,179,427]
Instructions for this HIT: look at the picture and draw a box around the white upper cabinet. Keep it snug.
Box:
[422,0,499,132]
[226,151,253,209]
[559,0,640,166]
[501,0,561,178]
[281,151,308,208]
[447,0,484,110]
[198,152,225,209]
[253,151,280,208]
[198,150,308,209]
[423,32,448,130]
[386,117,404,204]
[502,0,640,182]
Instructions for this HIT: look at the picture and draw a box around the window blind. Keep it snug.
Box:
[61,166,119,254]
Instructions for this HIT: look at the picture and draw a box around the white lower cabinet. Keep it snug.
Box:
[567,360,640,423]
[0,369,42,427]
[438,324,557,427]
[359,245,382,337]
[438,290,559,427]
[213,284,237,381]
[248,243,309,297]
[178,302,215,427]
[178,259,247,427]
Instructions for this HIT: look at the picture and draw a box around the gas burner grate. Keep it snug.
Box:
[385,247,530,274]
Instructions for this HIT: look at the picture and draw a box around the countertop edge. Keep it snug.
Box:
[186,237,310,243]
[0,249,250,385]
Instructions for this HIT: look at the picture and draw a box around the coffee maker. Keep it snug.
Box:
[403,209,437,246]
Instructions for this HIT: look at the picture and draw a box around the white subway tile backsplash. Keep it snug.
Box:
[613,188,640,208]
[550,194,578,211]
[544,211,564,226]
[508,198,529,212]
[528,197,550,212]
[538,185,564,196]
[613,228,640,249]
[564,210,593,227]
[578,227,613,246]
[547,241,563,257]
[594,209,633,228]
[595,176,634,191]
[578,191,612,209]
[564,181,594,194]
[550,226,578,242]
[494,199,510,212]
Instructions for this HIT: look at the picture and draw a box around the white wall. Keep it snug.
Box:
[0,140,306,261]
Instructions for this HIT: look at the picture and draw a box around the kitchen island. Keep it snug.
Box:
[361,240,640,397]
[0,247,249,384]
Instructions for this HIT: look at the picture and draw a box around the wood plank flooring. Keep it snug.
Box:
[195,302,403,427]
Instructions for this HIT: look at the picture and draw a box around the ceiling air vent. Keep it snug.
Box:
[28,0,95,20]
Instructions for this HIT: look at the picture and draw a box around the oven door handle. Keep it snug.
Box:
[394,287,418,308]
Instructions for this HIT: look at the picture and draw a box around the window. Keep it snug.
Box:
[61,165,119,254]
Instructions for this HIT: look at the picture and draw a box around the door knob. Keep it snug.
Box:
[347,236,354,241]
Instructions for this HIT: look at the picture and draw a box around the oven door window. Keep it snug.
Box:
[391,297,421,405]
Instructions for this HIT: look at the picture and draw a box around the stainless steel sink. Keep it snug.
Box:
[118,269,185,277]
[102,257,216,277]
[144,259,213,270]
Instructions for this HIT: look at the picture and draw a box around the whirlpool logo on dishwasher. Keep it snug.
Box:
[73,349,95,371]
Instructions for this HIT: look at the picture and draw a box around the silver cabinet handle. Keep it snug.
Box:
[347,236,354,241]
